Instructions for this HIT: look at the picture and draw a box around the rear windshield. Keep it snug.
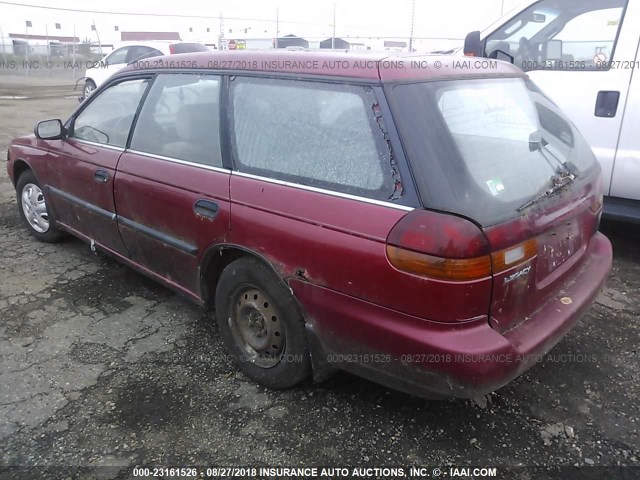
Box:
[389,77,598,226]
[171,43,209,54]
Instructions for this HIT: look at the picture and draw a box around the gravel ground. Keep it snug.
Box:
[0,78,638,480]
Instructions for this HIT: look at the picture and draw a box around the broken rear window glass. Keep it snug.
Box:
[230,77,398,201]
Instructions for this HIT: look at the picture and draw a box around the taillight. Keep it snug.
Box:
[386,210,491,281]
[169,44,176,54]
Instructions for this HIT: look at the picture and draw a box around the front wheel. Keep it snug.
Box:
[16,170,65,243]
[82,80,96,101]
[215,257,311,389]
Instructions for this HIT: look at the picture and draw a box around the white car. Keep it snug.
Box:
[82,41,209,100]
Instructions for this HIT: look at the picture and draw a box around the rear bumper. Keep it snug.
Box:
[292,232,612,399]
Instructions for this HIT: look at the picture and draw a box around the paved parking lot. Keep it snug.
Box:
[0,76,638,479]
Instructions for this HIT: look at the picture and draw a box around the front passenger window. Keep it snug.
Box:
[71,79,149,148]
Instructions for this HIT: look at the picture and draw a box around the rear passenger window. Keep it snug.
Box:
[130,74,222,167]
[230,77,398,201]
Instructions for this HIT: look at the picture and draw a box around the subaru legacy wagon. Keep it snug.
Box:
[7,51,612,398]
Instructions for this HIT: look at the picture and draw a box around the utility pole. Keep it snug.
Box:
[275,7,279,49]
[45,23,49,69]
[93,20,103,56]
[73,24,77,81]
[25,20,29,76]
[219,11,224,50]
[0,24,6,64]
[409,0,416,52]
[331,2,336,50]
[501,0,505,15]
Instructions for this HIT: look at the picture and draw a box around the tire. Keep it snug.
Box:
[16,170,65,243]
[215,257,311,389]
[83,80,96,101]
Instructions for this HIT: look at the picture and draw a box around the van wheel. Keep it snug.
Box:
[215,257,311,389]
[16,170,65,243]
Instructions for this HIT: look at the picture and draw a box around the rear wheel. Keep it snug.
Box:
[215,257,311,389]
[16,170,65,243]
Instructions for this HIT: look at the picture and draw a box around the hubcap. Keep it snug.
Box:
[84,83,95,97]
[229,287,285,368]
[21,183,50,233]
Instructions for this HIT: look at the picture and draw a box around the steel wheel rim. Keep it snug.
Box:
[21,183,50,233]
[229,287,285,368]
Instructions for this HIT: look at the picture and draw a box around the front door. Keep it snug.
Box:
[609,35,640,200]
[47,77,151,257]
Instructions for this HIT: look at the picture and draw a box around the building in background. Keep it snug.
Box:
[319,37,350,50]
[275,34,308,49]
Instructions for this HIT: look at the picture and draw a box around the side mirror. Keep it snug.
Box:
[546,39,563,60]
[463,31,484,57]
[35,119,65,140]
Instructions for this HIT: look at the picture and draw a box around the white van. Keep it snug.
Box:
[462,0,640,222]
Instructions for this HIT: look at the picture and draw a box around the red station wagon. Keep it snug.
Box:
[7,51,612,398]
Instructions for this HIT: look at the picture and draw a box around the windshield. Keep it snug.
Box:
[389,77,598,226]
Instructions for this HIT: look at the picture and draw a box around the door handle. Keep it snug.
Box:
[194,199,219,219]
[94,170,109,183]
[595,91,620,118]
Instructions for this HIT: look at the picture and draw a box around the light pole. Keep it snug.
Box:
[409,0,416,52]
[275,7,279,49]
[331,2,336,50]
[25,20,30,76]
[219,12,224,50]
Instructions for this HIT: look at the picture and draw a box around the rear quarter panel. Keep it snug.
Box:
[229,175,492,324]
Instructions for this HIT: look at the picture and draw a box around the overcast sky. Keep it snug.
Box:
[0,0,525,45]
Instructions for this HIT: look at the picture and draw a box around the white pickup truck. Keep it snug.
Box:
[462,0,640,222]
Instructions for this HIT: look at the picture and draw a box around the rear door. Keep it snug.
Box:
[114,73,230,298]
[483,0,636,196]
[47,77,151,257]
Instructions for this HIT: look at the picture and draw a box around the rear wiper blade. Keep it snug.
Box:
[517,171,576,212]
[530,131,572,175]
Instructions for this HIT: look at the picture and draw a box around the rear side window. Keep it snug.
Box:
[230,77,398,201]
[126,46,163,63]
[170,43,209,54]
[130,74,222,167]
[105,47,128,65]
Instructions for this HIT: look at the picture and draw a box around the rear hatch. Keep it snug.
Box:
[388,75,603,332]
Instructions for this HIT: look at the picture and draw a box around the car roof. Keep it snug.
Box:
[113,40,198,50]
[120,50,525,82]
